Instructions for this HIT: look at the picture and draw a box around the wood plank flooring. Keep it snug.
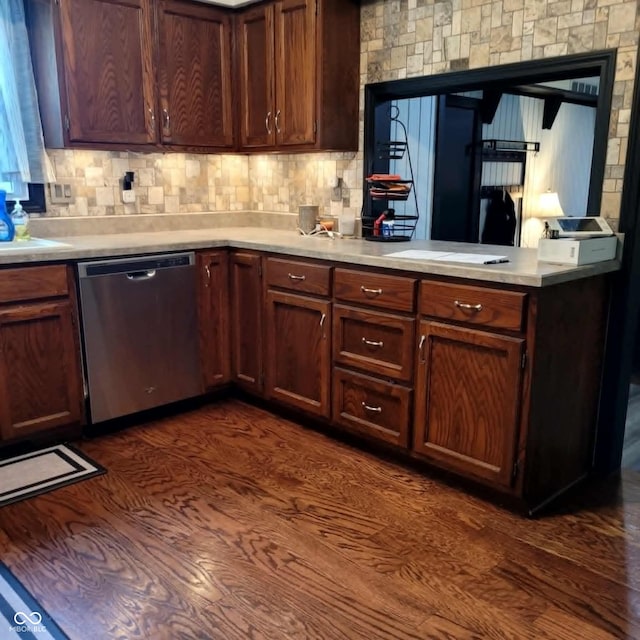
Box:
[2,399,640,639]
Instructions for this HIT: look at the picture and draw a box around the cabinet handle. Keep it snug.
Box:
[205,264,211,287]
[360,286,383,296]
[265,111,272,135]
[320,313,326,328]
[275,109,281,133]
[361,337,384,348]
[163,108,170,131]
[361,402,382,413]
[148,107,155,130]
[288,273,306,281]
[454,300,483,312]
[419,334,426,363]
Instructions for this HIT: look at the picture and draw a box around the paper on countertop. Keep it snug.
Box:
[432,253,509,264]
[385,249,509,265]
[384,250,452,260]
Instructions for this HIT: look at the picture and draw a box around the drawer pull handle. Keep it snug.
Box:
[455,300,483,312]
[362,337,384,348]
[361,286,383,296]
[288,273,306,281]
[362,402,382,413]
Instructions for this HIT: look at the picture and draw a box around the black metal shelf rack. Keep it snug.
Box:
[363,108,420,242]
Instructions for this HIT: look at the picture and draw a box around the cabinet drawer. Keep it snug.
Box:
[333,368,411,447]
[266,257,331,296]
[334,268,416,313]
[0,265,69,304]
[420,281,526,332]
[333,305,414,382]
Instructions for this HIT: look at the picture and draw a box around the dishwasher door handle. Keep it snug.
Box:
[126,269,157,281]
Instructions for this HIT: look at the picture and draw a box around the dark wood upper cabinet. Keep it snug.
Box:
[157,1,234,148]
[58,0,157,145]
[273,0,316,147]
[237,4,276,148]
[236,0,360,151]
[29,0,358,152]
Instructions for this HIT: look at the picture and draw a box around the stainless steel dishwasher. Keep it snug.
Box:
[77,252,201,423]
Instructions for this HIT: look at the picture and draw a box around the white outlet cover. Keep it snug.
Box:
[122,190,136,203]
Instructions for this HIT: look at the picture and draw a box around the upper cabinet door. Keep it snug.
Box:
[237,4,276,148]
[157,1,234,148]
[274,0,316,146]
[59,0,157,144]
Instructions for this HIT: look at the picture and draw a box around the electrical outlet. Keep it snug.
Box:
[48,183,73,204]
[122,189,136,204]
[331,177,343,202]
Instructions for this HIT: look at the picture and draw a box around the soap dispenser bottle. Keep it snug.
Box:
[11,200,30,240]
[0,190,15,242]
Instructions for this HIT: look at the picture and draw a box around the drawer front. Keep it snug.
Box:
[0,265,69,304]
[333,368,411,447]
[333,305,414,382]
[334,268,416,313]
[266,257,331,296]
[420,281,526,332]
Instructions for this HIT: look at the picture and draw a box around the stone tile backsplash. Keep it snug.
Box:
[45,148,364,224]
[44,0,638,232]
[46,150,251,218]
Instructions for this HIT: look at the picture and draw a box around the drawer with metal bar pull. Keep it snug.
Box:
[420,281,526,332]
[334,268,416,312]
[333,304,415,382]
[266,257,331,296]
[333,367,411,447]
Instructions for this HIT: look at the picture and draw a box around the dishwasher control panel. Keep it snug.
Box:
[78,252,194,278]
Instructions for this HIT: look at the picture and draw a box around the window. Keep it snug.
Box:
[0,0,53,207]
[6,184,46,214]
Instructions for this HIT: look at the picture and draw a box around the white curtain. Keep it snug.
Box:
[0,0,54,198]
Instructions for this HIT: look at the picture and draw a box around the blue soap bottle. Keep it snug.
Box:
[0,190,15,242]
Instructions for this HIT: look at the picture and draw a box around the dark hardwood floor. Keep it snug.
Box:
[2,399,640,639]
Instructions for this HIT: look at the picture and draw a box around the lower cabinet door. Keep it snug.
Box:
[265,290,330,417]
[197,250,230,389]
[414,320,524,488]
[230,251,263,394]
[0,301,83,441]
[333,367,411,447]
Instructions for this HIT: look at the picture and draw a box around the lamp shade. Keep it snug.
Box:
[538,191,564,217]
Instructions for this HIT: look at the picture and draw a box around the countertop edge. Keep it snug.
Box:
[0,229,622,287]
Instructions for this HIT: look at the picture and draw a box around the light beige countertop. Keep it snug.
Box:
[0,226,621,287]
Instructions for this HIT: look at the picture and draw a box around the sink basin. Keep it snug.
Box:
[0,238,72,251]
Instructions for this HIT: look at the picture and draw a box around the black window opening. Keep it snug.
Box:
[5,183,46,214]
